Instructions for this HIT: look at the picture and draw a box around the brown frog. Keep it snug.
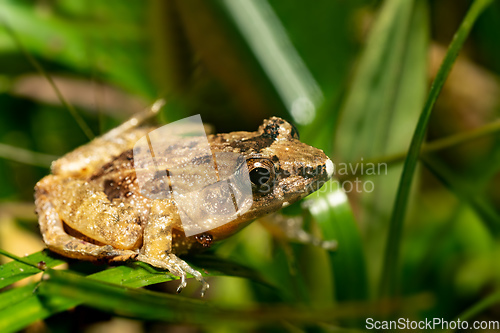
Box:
[34,101,333,295]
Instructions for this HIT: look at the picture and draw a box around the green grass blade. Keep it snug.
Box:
[421,156,500,233]
[0,253,273,331]
[36,269,432,325]
[38,269,212,321]
[379,0,494,298]
[0,283,36,310]
[444,290,500,333]
[349,120,500,178]
[0,12,95,140]
[335,0,426,161]
[0,143,57,167]
[186,255,275,289]
[174,0,325,125]
[0,250,65,289]
[0,1,154,97]
[331,0,429,303]
[334,0,429,271]
[306,181,368,301]
[219,0,323,126]
[0,264,195,333]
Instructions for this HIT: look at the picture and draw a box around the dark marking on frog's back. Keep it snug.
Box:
[89,150,135,181]
[103,173,137,201]
[228,135,275,153]
[191,154,214,166]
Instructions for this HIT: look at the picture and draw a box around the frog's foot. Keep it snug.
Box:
[261,214,338,250]
[106,249,139,263]
[136,254,209,297]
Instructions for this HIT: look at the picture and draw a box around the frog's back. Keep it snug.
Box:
[51,127,152,178]
[87,149,141,202]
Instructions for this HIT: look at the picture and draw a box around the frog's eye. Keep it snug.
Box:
[247,158,275,194]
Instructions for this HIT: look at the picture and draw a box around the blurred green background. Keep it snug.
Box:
[0,0,500,332]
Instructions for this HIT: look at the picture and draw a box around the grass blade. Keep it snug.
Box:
[379,0,494,298]
[335,0,426,161]
[220,0,323,125]
[0,283,36,310]
[0,143,57,167]
[421,156,500,233]
[347,120,500,178]
[0,253,273,331]
[35,269,432,326]
[306,182,368,301]
[38,269,212,321]
[334,0,429,259]
[0,250,65,289]
[444,290,500,333]
[0,12,95,140]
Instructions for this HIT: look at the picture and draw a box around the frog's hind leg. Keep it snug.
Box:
[136,200,209,296]
[51,99,165,178]
[35,183,138,262]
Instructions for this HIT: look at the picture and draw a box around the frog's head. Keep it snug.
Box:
[201,117,333,242]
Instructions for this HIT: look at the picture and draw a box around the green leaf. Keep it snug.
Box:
[421,156,500,233]
[172,0,333,126]
[2,268,432,331]
[0,252,273,332]
[305,181,368,301]
[335,0,427,161]
[445,290,500,333]
[0,0,154,96]
[0,283,36,310]
[331,0,429,302]
[379,0,495,298]
[334,0,429,241]
[0,250,64,289]
[38,269,213,321]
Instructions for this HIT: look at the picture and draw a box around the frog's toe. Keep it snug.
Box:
[89,244,114,256]
[199,277,209,297]
[176,273,187,294]
[184,268,209,296]
[175,260,209,297]
[109,250,139,263]
[136,253,209,296]
[174,269,209,296]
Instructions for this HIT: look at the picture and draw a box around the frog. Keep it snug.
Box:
[34,100,334,296]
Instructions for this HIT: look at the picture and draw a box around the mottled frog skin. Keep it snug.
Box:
[35,108,333,295]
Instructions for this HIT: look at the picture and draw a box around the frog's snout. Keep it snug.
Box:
[325,158,334,179]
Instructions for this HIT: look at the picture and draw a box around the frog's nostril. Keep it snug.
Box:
[325,158,334,178]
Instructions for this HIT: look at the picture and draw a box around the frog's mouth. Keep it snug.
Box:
[304,157,334,193]
[280,156,333,196]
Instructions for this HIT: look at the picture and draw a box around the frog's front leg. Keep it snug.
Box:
[137,200,209,296]
[260,213,338,250]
